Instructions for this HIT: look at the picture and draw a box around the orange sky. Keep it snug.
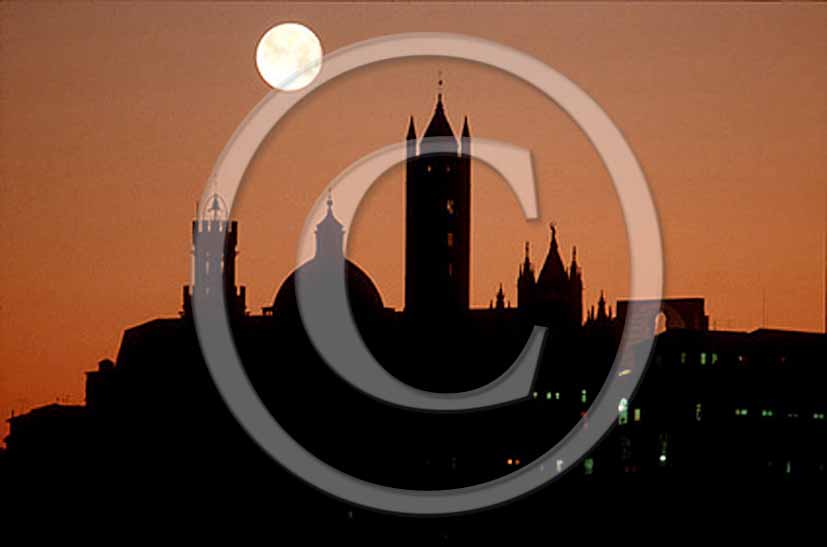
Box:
[1,2,826,442]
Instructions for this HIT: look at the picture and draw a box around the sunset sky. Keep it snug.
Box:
[1,2,826,441]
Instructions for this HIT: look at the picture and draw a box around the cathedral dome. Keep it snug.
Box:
[270,194,384,322]
[270,257,384,321]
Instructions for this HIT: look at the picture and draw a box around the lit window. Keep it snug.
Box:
[634,408,641,422]
[618,398,629,425]
[584,458,594,476]
[700,352,707,366]
[712,353,719,365]
[657,433,669,466]
[761,409,774,418]
[506,458,513,465]
[735,408,748,417]
[532,391,538,399]
[680,352,687,365]
[554,392,561,400]
[695,403,703,422]
[446,200,454,214]
[447,232,454,247]
[427,164,432,173]
[581,389,587,404]
[545,392,552,400]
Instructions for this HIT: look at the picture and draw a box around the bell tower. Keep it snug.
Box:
[182,193,246,317]
[404,85,471,317]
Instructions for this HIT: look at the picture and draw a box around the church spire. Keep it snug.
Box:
[423,75,455,140]
[536,221,567,290]
[407,116,416,141]
[570,245,580,278]
[520,241,533,275]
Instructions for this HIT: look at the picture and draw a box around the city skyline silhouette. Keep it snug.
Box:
[3,5,827,440]
[1,9,826,536]
[2,89,825,527]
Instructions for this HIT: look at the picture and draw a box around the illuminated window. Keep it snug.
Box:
[555,392,561,401]
[427,164,432,173]
[700,352,707,366]
[761,409,774,418]
[657,433,669,466]
[680,352,687,365]
[532,391,538,399]
[712,353,719,365]
[446,200,454,214]
[581,389,588,404]
[447,232,454,247]
[545,392,552,400]
[814,413,825,421]
[618,398,629,425]
[695,403,703,422]
[634,408,641,422]
[584,458,594,476]
[506,458,513,466]
[736,408,748,417]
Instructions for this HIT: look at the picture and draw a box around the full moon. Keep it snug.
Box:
[256,23,323,91]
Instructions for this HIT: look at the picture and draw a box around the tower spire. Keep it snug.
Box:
[406,116,416,140]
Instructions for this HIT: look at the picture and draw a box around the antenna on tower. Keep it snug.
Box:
[437,70,444,101]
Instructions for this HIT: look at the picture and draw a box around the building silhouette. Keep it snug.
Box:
[3,90,825,534]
